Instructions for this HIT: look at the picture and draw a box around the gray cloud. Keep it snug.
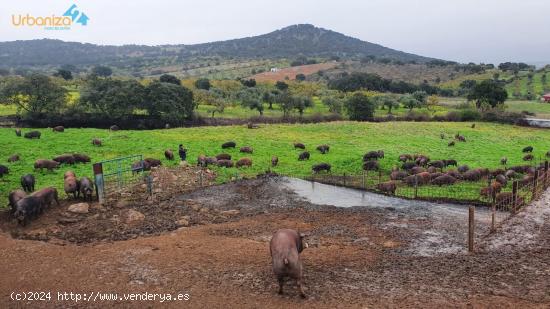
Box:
[1,0,549,64]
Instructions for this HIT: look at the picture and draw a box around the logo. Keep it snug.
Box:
[11,4,89,31]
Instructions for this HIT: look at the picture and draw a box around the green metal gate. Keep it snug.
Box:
[93,155,144,203]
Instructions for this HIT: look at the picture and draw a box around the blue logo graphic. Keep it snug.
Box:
[63,4,89,26]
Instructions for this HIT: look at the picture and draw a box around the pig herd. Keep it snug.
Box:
[189,141,333,173]
[6,128,96,226]
[361,146,548,199]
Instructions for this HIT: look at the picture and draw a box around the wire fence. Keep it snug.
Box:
[94,155,145,200]
[278,160,550,235]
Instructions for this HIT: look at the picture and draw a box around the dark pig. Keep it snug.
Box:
[20,174,35,192]
[79,177,94,201]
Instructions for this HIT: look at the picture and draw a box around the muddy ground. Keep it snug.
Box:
[0,175,549,308]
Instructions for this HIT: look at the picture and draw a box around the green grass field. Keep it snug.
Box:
[440,98,550,119]
[195,100,332,119]
[0,104,17,116]
[505,100,550,118]
[2,122,549,205]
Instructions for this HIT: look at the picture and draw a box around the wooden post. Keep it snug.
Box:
[365,171,369,189]
[468,206,475,253]
[362,171,365,189]
[93,163,105,204]
[343,172,346,186]
[512,181,518,214]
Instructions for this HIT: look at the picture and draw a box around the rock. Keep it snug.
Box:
[190,204,201,212]
[123,209,145,226]
[220,209,240,216]
[67,203,89,214]
[175,218,190,227]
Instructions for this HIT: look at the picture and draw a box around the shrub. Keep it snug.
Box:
[459,109,481,121]
[344,93,376,121]
[445,111,462,122]
[404,110,430,121]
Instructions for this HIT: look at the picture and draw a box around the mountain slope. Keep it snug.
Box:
[180,24,432,61]
[0,24,435,68]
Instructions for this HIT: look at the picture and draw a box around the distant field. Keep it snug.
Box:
[440,98,550,119]
[505,100,550,118]
[439,71,498,89]
[146,59,290,80]
[0,104,17,116]
[250,62,337,82]
[504,70,550,99]
[323,62,478,85]
[1,122,549,205]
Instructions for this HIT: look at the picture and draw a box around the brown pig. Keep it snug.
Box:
[34,160,60,172]
[269,229,308,298]
[64,177,80,199]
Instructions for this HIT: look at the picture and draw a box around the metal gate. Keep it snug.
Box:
[93,155,145,203]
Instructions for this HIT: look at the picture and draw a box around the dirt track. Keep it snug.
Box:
[0,176,549,308]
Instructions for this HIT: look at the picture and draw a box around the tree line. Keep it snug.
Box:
[0,72,195,124]
[0,65,509,126]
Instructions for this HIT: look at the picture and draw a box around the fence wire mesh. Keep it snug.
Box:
[279,160,550,235]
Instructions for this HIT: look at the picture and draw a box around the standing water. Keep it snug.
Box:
[282,177,504,256]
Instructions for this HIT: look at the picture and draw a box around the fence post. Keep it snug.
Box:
[491,193,496,232]
[362,171,365,189]
[146,174,153,198]
[414,175,418,199]
[512,181,518,214]
[468,206,475,253]
[117,160,123,189]
[544,161,549,189]
[93,163,104,204]
[533,170,539,199]
[343,172,346,186]
[365,171,368,189]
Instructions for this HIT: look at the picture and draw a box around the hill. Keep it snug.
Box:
[0,24,434,69]
[179,24,433,62]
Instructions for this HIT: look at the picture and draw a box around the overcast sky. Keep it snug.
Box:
[2,0,549,65]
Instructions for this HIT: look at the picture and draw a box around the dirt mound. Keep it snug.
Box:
[0,166,221,244]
